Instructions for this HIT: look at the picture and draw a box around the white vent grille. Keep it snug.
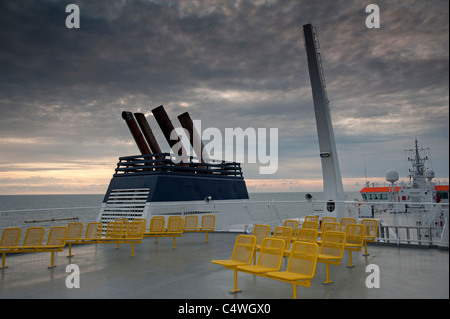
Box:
[99,188,149,224]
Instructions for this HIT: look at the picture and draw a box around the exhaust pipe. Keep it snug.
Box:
[134,112,162,154]
[121,111,151,155]
[151,105,185,156]
[177,112,205,161]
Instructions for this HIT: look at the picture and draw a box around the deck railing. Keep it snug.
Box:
[113,153,244,178]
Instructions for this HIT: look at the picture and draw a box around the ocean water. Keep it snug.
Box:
[0,192,362,230]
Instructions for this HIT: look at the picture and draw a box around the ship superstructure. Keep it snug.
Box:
[97,106,249,231]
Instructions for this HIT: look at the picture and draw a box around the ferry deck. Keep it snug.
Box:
[1,231,448,299]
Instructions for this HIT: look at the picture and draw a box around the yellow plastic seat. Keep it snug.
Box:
[283,220,299,240]
[183,215,198,231]
[22,226,68,268]
[317,231,346,284]
[0,228,22,269]
[284,228,317,257]
[237,237,285,274]
[66,222,84,257]
[267,241,319,299]
[199,215,215,243]
[211,235,257,293]
[318,217,337,237]
[317,222,340,244]
[344,224,365,267]
[272,226,292,251]
[304,215,319,222]
[301,221,319,231]
[144,216,166,242]
[166,216,184,249]
[252,224,270,263]
[340,217,357,232]
[361,219,379,256]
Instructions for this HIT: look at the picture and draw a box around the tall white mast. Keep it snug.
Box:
[303,24,345,219]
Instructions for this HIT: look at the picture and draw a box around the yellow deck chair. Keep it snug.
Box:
[361,219,379,256]
[125,220,146,257]
[340,217,357,232]
[211,235,257,293]
[166,216,184,249]
[85,222,103,240]
[344,224,365,267]
[301,221,319,231]
[284,228,317,256]
[0,228,22,269]
[318,217,337,236]
[253,224,271,249]
[184,215,198,232]
[19,226,68,268]
[237,237,285,274]
[304,215,319,222]
[235,238,286,293]
[199,215,215,243]
[267,241,319,299]
[145,216,166,242]
[283,220,299,241]
[252,224,270,263]
[272,226,292,251]
[317,222,340,244]
[66,222,84,257]
[317,231,346,284]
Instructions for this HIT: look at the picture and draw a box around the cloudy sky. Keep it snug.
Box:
[0,0,448,195]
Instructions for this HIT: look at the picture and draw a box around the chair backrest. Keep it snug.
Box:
[252,224,271,246]
[286,242,319,279]
[302,221,319,230]
[106,221,125,239]
[149,216,166,232]
[67,222,83,240]
[361,219,379,239]
[23,227,45,247]
[133,218,147,228]
[321,222,340,233]
[273,226,292,248]
[126,220,146,239]
[257,238,285,270]
[85,222,103,239]
[230,235,257,264]
[321,216,337,225]
[184,215,198,231]
[46,226,68,246]
[167,216,184,232]
[345,224,365,247]
[340,218,357,231]
[201,215,215,230]
[320,231,346,258]
[296,228,318,243]
[304,216,319,222]
[0,228,22,247]
[283,220,299,233]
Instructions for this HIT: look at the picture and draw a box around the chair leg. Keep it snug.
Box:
[323,264,333,284]
[229,269,242,294]
[67,243,73,258]
[48,251,56,269]
[131,243,135,257]
[293,284,297,299]
[206,231,209,243]
[347,251,355,268]
[363,241,369,256]
[1,252,7,269]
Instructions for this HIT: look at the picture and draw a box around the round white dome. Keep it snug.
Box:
[385,169,399,183]
[425,169,435,180]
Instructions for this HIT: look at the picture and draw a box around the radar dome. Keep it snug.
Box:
[385,169,399,183]
[425,169,435,180]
